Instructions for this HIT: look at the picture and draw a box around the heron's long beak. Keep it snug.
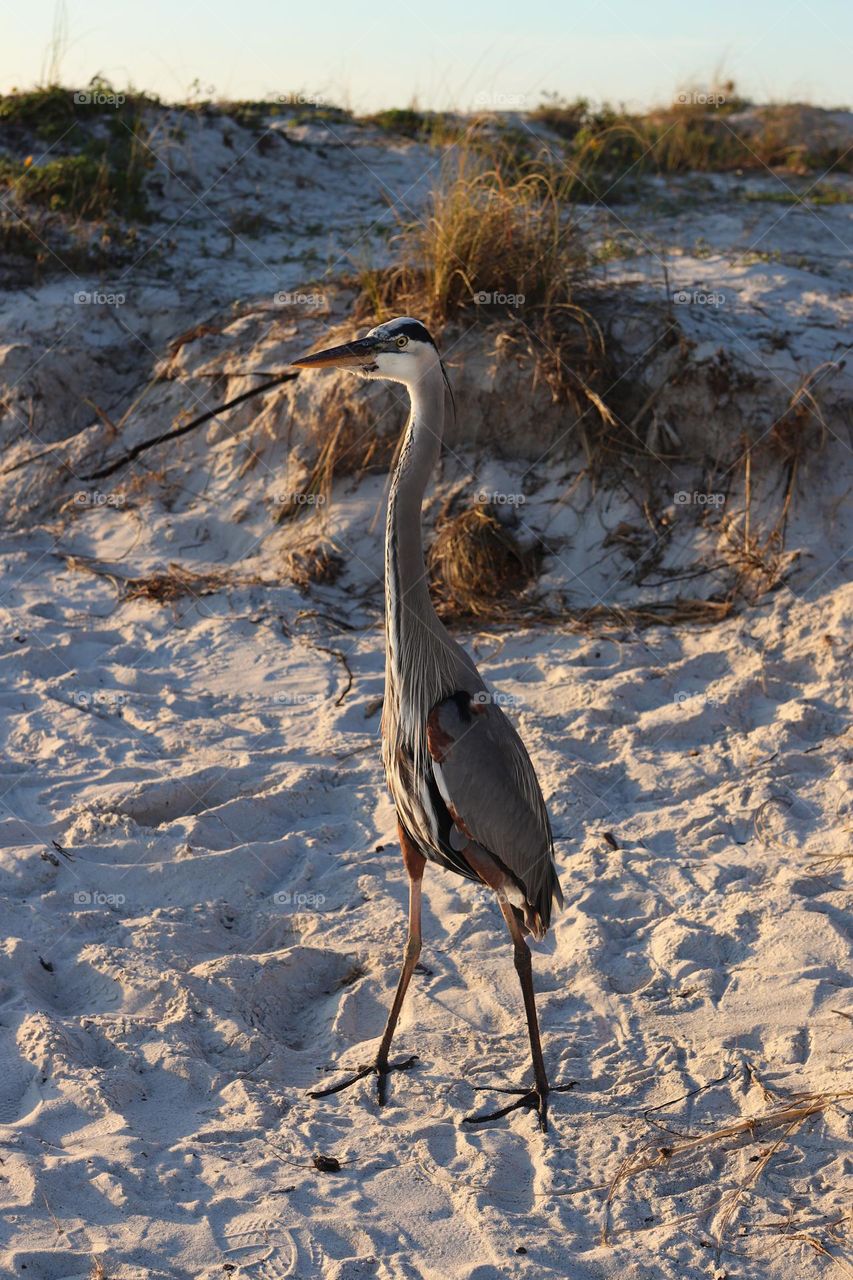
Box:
[291,335,381,370]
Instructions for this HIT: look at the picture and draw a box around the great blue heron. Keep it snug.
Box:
[292,316,567,1130]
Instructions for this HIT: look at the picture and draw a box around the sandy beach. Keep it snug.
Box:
[0,99,851,1279]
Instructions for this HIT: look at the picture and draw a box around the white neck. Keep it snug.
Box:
[384,361,448,674]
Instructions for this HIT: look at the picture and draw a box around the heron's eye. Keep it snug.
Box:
[396,335,408,349]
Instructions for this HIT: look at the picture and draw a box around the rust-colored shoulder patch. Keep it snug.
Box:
[447,803,475,843]
[426,705,454,763]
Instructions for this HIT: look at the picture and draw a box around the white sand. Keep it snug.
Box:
[0,107,851,1279]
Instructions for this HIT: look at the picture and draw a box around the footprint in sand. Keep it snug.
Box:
[215,1219,320,1277]
[6,1250,94,1280]
[110,768,254,827]
[22,953,122,1018]
[190,945,362,1053]
[0,1029,38,1123]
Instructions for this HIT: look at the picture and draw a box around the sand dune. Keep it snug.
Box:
[0,106,851,1279]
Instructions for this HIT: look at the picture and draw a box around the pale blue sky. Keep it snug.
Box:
[2,0,850,113]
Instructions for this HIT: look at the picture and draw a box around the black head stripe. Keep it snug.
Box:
[389,319,435,347]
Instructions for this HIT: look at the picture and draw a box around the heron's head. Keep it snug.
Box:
[292,316,441,387]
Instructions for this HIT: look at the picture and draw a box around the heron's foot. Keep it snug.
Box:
[308,1054,418,1106]
[462,1080,575,1133]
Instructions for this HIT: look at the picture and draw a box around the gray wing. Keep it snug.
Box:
[426,691,563,933]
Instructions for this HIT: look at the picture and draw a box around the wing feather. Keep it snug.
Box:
[426,691,563,931]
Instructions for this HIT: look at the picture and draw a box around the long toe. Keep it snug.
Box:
[463,1079,574,1129]
[462,1089,538,1126]
[308,1064,373,1099]
[310,1053,418,1105]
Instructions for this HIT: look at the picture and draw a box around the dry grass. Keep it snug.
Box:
[557,597,734,630]
[295,125,840,619]
[766,363,834,510]
[806,781,853,869]
[427,501,542,621]
[743,103,853,175]
[782,1229,853,1279]
[720,517,792,602]
[540,89,853,185]
[355,143,611,423]
[278,376,400,522]
[718,362,838,602]
[283,540,344,590]
[602,1083,853,1252]
[121,565,237,604]
[360,148,585,327]
[429,591,732,632]
[68,546,347,607]
[64,555,259,604]
[424,500,737,629]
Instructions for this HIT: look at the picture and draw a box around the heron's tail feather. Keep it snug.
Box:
[525,860,563,940]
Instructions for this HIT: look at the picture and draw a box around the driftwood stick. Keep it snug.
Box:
[81,372,299,481]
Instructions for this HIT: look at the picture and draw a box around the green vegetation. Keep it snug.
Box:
[15,153,104,215]
[0,79,158,139]
[744,183,851,205]
[10,148,148,219]
[0,83,82,140]
[0,74,847,291]
[592,236,640,264]
[530,93,608,140]
[361,106,464,144]
[0,79,155,283]
[529,88,853,183]
[0,79,153,220]
[365,107,430,138]
[218,97,352,131]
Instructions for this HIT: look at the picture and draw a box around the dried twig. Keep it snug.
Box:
[64,555,263,604]
[315,644,354,706]
[82,373,298,481]
[601,1088,853,1246]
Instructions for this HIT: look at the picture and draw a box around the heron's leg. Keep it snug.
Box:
[309,823,425,1106]
[463,899,574,1133]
